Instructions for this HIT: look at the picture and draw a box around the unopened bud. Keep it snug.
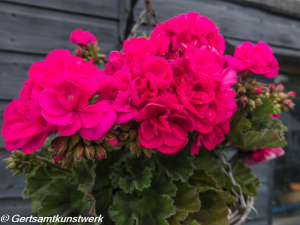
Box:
[275,84,284,92]
[119,132,129,141]
[238,87,246,95]
[13,150,23,158]
[74,144,84,161]
[57,141,68,156]
[85,145,95,159]
[287,91,296,99]
[50,136,66,148]
[254,98,263,105]
[239,95,248,103]
[129,140,139,153]
[129,129,137,141]
[250,87,263,95]
[95,145,106,160]
[6,162,17,170]
[247,99,256,108]
[120,122,133,132]
[244,83,252,91]
[69,133,81,151]
[82,139,92,145]
[248,78,256,84]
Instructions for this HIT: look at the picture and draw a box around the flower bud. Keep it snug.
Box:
[275,84,284,92]
[254,98,263,105]
[50,136,67,148]
[118,132,129,141]
[248,78,256,84]
[250,87,263,95]
[287,91,296,99]
[244,83,252,91]
[57,141,69,156]
[247,99,256,109]
[120,122,133,131]
[95,145,106,160]
[74,144,84,161]
[238,87,246,95]
[85,145,95,159]
[239,95,248,104]
[68,133,81,151]
[129,129,137,141]
[82,139,92,145]
[129,140,139,153]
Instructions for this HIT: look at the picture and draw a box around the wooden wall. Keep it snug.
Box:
[1,0,300,224]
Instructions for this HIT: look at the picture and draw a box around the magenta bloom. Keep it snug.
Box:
[151,12,225,55]
[233,41,279,78]
[244,147,285,166]
[70,28,97,46]
[39,73,116,140]
[29,49,107,91]
[135,93,194,154]
[2,80,56,153]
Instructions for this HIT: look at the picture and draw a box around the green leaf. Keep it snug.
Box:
[108,173,176,225]
[92,160,114,225]
[188,169,235,205]
[184,191,229,225]
[111,154,155,193]
[252,96,280,119]
[223,160,260,197]
[192,156,225,186]
[39,177,92,225]
[167,182,200,225]
[156,150,194,182]
[73,160,97,216]
[229,111,287,150]
[22,164,62,216]
[189,169,219,193]
[251,116,287,133]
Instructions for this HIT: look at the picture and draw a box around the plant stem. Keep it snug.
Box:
[36,156,72,174]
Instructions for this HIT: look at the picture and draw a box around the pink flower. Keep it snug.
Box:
[29,49,107,91]
[135,93,194,154]
[270,114,280,119]
[70,29,97,46]
[151,12,225,55]
[39,73,117,140]
[2,80,56,153]
[105,51,125,76]
[244,147,285,166]
[233,42,279,78]
[99,70,139,124]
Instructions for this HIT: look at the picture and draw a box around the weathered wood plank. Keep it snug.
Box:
[0,198,33,223]
[0,2,120,55]
[0,52,45,100]
[2,0,120,20]
[134,0,300,51]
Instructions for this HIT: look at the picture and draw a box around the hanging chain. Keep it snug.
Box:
[215,148,258,220]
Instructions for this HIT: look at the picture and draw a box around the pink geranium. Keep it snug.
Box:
[70,29,97,46]
[29,49,107,92]
[2,80,56,153]
[39,73,116,140]
[135,93,194,154]
[233,41,279,78]
[244,147,285,166]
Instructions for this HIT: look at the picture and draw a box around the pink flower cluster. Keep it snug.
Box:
[233,41,279,78]
[2,49,116,153]
[70,29,97,46]
[103,12,237,154]
[2,12,238,155]
[244,147,284,166]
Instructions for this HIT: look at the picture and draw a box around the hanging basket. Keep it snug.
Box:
[229,197,255,225]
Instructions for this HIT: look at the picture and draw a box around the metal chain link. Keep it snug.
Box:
[215,148,258,220]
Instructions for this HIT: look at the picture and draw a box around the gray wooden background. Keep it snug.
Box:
[1,0,300,224]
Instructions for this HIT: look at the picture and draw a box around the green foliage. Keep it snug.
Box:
[167,182,200,225]
[111,153,155,193]
[184,191,230,225]
[223,160,260,197]
[22,141,260,225]
[229,111,287,150]
[156,149,194,182]
[108,173,176,225]
[251,96,280,119]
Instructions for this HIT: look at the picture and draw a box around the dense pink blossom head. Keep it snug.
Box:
[151,12,225,55]
[233,41,279,78]
[2,80,56,153]
[70,29,97,46]
[135,93,194,154]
